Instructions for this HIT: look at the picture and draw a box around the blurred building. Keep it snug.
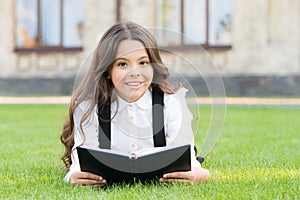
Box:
[0,0,299,96]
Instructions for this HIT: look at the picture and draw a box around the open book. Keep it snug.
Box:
[76,144,191,184]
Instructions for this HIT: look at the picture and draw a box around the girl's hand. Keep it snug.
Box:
[70,171,106,187]
[160,167,210,184]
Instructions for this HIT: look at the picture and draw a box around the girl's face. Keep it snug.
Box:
[110,39,154,102]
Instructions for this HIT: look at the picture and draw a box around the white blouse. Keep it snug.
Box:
[64,88,200,183]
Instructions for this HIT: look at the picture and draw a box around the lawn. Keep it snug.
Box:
[0,104,299,199]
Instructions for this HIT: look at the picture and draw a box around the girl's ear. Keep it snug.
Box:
[107,75,111,79]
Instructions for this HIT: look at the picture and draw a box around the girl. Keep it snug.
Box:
[60,21,210,187]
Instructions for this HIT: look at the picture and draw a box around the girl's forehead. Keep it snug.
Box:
[116,39,147,58]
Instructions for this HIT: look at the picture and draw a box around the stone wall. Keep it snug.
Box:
[83,0,117,54]
[0,0,15,77]
[0,0,299,96]
[0,0,84,79]
[14,53,82,78]
[230,0,300,75]
[1,76,299,97]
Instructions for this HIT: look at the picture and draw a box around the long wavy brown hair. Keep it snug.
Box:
[60,21,177,170]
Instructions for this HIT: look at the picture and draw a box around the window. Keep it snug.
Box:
[157,0,233,49]
[15,0,83,52]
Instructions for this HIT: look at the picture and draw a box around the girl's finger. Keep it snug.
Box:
[72,171,104,182]
[163,171,191,180]
[75,178,106,186]
[159,178,190,184]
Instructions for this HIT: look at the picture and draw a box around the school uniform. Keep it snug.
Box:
[64,87,200,183]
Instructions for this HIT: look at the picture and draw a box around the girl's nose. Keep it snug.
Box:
[128,65,141,77]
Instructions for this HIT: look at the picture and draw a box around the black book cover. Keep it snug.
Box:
[76,144,191,184]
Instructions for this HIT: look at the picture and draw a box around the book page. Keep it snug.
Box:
[81,146,131,157]
[135,146,165,156]
[80,145,184,159]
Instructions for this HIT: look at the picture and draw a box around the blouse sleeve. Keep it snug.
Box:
[164,87,201,168]
[64,101,99,183]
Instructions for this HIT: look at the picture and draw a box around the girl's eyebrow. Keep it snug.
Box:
[115,55,149,61]
[138,56,150,60]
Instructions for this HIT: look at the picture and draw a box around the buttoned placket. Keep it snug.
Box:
[128,103,138,152]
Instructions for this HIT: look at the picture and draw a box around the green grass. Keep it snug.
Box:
[0,104,299,199]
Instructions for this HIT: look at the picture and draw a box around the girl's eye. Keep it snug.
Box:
[140,61,149,65]
[117,62,127,67]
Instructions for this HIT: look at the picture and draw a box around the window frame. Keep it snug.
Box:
[157,0,232,51]
[14,0,83,53]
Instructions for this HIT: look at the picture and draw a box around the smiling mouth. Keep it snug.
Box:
[125,81,143,87]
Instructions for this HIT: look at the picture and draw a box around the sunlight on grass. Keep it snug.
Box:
[213,168,299,182]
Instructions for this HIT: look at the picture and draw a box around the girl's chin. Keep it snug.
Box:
[126,90,146,102]
[127,93,143,102]
[116,86,149,102]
